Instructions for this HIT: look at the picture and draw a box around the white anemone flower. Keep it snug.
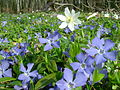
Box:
[57,7,81,31]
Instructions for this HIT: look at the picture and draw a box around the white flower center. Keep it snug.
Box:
[98,49,105,54]
[81,63,86,69]
[68,82,75,88]
[48,39,52,44]
[67,16,73,23]
[24,72,29,76]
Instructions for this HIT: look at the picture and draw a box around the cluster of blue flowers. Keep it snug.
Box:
[55,41,116,89]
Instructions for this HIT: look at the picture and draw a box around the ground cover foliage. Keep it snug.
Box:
[0,8,120,90]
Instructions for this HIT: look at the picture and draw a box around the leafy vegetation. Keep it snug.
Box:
[0,9,120,90]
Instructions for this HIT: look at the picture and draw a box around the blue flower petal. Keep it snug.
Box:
[52,41,60,48]
[3,69,12,77]
[85,47,98,56]
[20,64,26,72]
[76,53,86,63]
[52,34,61,41]
[39,38,48,44]
[14,85,23,90]
[85,66,94,75]
[56,79,68,90]
[97,31,101,38]
[70,62,80,71]
[92,37,104,49]
[27,63,34,72]
[44,44,53,51]
[18,74,27,81]
[74,71,87,87]
[1,60,9,70]
[63,68,73,83]
[104,51,117,61]
[85,56,95,66]
[29,70,38,77]
[95,54,106,65]
[104,39,114,51]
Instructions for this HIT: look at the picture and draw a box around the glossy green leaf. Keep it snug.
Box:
[93,69,105,84]
[0,77,16,83]
[35,73,56,90]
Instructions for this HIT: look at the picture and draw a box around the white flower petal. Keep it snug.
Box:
[74,12,80,18]
[74,19,81,24]
[71,9,75,16]
[59,22,67,29]
[68,23,74,31]
[65,7,71,17]
[57,15,66,21]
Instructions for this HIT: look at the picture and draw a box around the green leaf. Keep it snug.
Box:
[7,81,21,86]
[0,77,16,83]
[50,60,57,72]
[46,60,58,72]
[0,88,14,90]
[30,80,35,90]
[93,69,105,84]
[35,73,56,90]
[37,63,46,74]
[13,64,20,75]
[69,42,80,58]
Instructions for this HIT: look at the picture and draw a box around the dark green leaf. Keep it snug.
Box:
[7,81,21,86]
[0,77,16,83]
[0,88,14,90]
[35,73,56,90]
[30,80,35,90]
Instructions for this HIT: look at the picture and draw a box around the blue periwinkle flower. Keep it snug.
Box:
[63,51,70,58]
[85,37,117,65]
[0,50,12,58]
[70,33,76,42]
[18,63,38,83]
[12,43,29,56]
[39,31,61,51]
[74,25,80,29]
[97,24,111,38]
[56,68,87,90]
[83,25,95,30]
[70,53,94,78]
[1,21,7,27]
[34,32,42,38]
[24,29,28,33]
[0,60,12,78]
[112,23,118,30]
[64,28,72,34]
[0,38,9,44]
